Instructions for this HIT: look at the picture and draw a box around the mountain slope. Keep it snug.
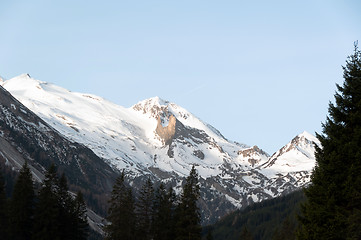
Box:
[0,82,118,216]
[1,74,262,177]
[1,74,320,224]
[259,131,320,195]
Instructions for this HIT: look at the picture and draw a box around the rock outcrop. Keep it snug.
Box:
[155,115,177,145]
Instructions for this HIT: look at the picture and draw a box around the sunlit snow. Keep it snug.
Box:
[2,74,320,208]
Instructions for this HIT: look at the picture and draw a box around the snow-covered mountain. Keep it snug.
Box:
[1,74,321,224]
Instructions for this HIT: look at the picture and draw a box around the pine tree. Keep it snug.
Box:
[152,183,177,240]
[74,191,89,240]
[8,162,35,240]
[58,173,77,240]
[57,173,89,240]
[105,171,136,240]
[176,165,201,240]
[33,164,89,240]
[0,165,8,239]
[136,177,154,240]
[33,163,61,240]
[166,186,177,239]
[298,42,361,239]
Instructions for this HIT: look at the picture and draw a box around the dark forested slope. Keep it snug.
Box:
[204,190,305,240]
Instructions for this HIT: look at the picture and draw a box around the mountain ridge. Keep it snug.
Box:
[1,73,320,224]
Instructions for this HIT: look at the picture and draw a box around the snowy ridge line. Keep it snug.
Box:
[1,73,320,179]
[2,74,262,178]
[1,74,320,224]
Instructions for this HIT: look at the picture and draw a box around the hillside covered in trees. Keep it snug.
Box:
[203,190,305,240]
[104,166,202,240]
[0,162,89,240]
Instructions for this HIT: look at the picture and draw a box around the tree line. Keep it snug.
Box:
[203,190,305,240]
[0,162,88,240]
[104,165,202,240]
[0,159,202,240]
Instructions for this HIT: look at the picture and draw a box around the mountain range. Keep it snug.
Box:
[0,73,320,225]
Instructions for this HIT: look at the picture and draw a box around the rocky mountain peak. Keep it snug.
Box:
[12,73,32,79]
[132,96,171,119]
[238,145,269,167]
[1,74,45,94]
[280,131,319,157]
[8,73,33,82]
[261,131,320,174]
[238,145,269,157]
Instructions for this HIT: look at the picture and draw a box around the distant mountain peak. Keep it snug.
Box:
[10,73,33,80]
[298,130,318,142]
[149,96,169,106]
[2,73,43,89]
[132,96,173,119]
[135,96,169,107]
[261,131,320,178]
[22,73,32,78]
[285,131,320,156]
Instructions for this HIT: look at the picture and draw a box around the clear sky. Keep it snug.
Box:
[1,0,360,154]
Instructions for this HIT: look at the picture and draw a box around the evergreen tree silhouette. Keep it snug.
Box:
[0,165,8,239]
[33,163,60,240]
[33,164,89,240]
[152,183,177,240]
[105,170,136,240]
[8,162,35,240]
[74,191,89,240]
[298,42,361,239]
[176,165,201,240]
[136,177,154,240]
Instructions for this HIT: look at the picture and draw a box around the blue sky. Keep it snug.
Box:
[1,0,360,154]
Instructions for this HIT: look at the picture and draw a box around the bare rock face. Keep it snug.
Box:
[238,145,269,167]
[155,113,214,160]
[193,150,205,160]
[156,115,177,145]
